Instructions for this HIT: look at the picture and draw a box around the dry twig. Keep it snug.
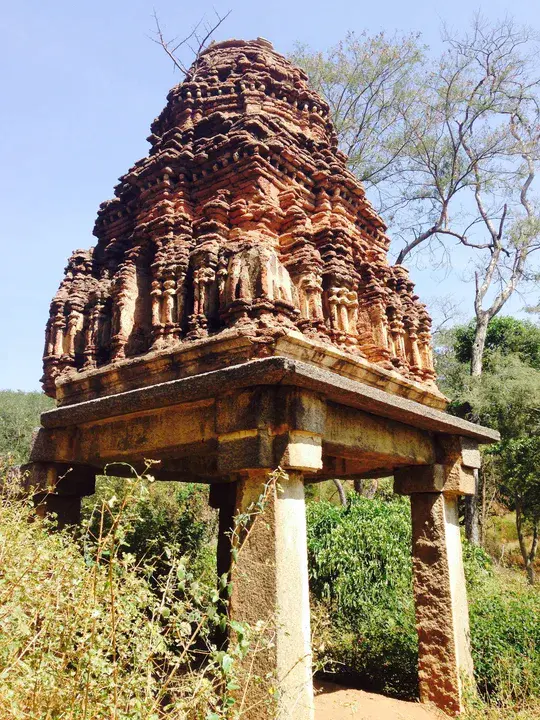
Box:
[149,8,232,77]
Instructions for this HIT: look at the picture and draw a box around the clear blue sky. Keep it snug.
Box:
[0,0,536,391]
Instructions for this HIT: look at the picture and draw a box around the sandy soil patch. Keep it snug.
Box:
[314,680,448,720]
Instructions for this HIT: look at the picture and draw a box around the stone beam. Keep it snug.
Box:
[324,403,435,468]
[394,464,475,496]
[29,384,439,481]
[40,358,500,444]
[29,386,326,476]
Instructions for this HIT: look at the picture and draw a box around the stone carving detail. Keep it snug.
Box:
[42,38,437,397]
[297,272,324,323]
[327,287,358,338]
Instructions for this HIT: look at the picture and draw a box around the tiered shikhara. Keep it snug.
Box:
[42,38,440,406]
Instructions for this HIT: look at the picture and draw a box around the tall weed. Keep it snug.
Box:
[0,473,248,720]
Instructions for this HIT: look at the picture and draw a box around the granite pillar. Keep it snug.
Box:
[227,469,314,720]
[395,462,475,715]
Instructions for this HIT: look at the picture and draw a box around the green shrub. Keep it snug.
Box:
[462,540,540,706]
[469,571,540,704]
[307,494,418,698]
[82,476,217,583]
[462,539,494,588]
[307,495,540,707]
[0,390,53,465]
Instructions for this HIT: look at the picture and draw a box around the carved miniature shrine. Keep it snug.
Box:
[27,39,498,719]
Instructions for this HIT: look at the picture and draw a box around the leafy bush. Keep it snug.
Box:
[307,494,418,699]
[83,476,217,583]
[307,495,540,707]
[462,539,494,588]
[469,570,540,704]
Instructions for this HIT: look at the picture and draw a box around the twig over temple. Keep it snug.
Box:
[150,8,232,76]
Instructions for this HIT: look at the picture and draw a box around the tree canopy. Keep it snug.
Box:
[436,316,540,582]
[454,316,540,371]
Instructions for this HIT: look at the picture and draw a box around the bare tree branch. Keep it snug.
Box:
[150,8,231,77]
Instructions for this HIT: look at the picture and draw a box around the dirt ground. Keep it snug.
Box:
[314,681,448,720]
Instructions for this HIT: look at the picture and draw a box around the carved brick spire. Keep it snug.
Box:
[42,38,436,398]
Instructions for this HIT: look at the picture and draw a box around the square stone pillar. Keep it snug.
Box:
[227,469,314,720]
[21,462,96,529]
[395,454,476,716]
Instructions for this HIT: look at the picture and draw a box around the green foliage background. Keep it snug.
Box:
[0,390,53,465]
[82,477,217,584]
[307,495,540,706]
[308,495,417,698]
[454,318,540,372]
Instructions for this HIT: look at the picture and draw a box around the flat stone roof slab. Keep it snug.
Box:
[41,357,499,443]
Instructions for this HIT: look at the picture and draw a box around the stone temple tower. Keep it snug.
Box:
[42,38,441,409]
[28,39,498,719]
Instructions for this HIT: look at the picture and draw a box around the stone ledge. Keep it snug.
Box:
[54,331,448,410]
[41,356,499,444]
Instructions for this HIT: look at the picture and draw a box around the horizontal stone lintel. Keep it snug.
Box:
[30,397,435,474]
[41,357,499,444]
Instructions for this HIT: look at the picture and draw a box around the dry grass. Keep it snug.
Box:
[0,474,256,719]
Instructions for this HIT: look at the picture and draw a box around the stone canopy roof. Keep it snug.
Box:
[42,38,441,407]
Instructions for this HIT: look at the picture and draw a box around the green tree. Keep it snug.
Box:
[441,351,540,439]
[497,437,540,584]
[0,390,53,466]
[454,317,540,371]
[436,318,540,578]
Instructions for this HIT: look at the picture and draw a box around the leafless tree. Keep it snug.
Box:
[332,479,347,506]
[291,31,424,212]
[295,17,540,378]
[442,18,540,375]
[428,294,466,336]
[396,17,540,375]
